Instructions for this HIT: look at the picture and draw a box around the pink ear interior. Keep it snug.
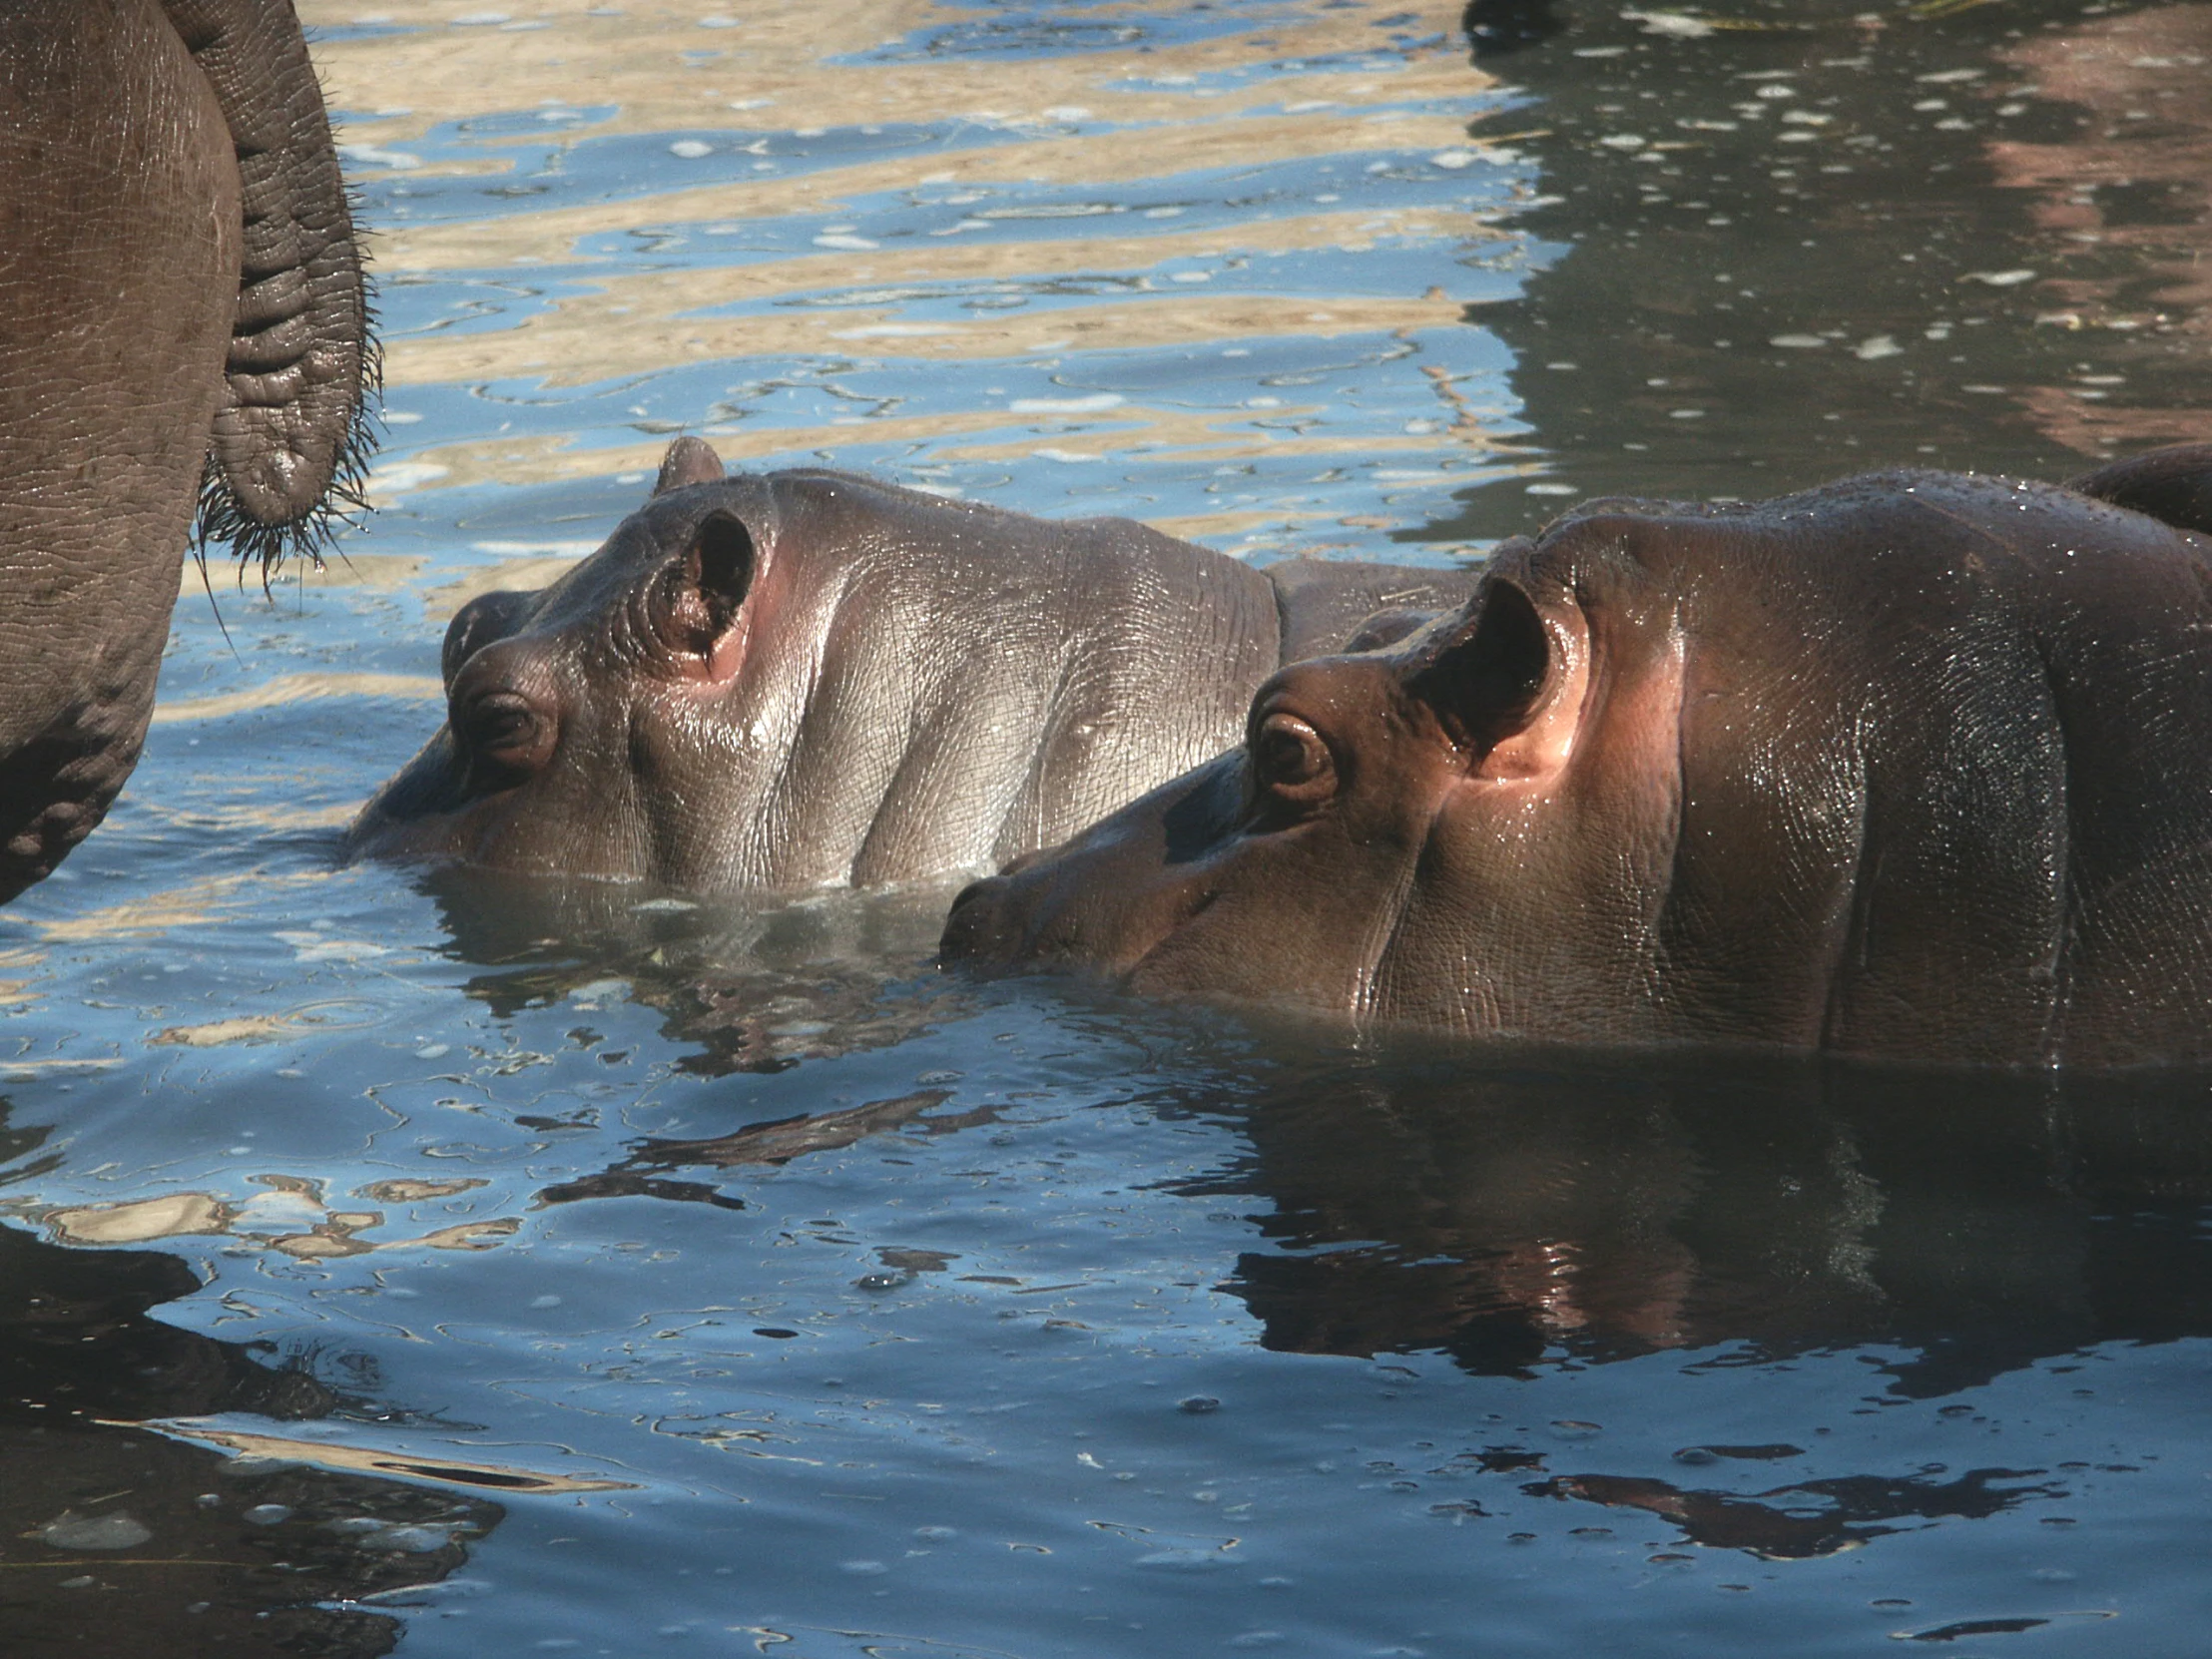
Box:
[653,511,757,664]
[1406,576,1589,784]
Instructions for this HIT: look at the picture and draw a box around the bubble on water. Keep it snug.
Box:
[914,1525,957,1541]
[853,1272,906,1292]
[1771,333,1827,349]
[1550,1419,1602,1438]
[840,1559,889,1575]
[1854,335,1904,360]
[1178,1394,1222,1413]
[40,1513,152,1551]
[669,140,714,159]
[415,1043,450,1059]
[1010,393,1123,414]
[244,1504,293,1526]
[530,1294,563,1309]
[369,1525,453,1553]
[1626,9,1716,37]
[1137,1548,1235,1570]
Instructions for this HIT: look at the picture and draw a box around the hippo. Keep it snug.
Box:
[942,444,2212,1069]
[345,438,1477,890]
[0,0,373,902]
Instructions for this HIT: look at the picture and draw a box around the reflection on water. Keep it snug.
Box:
[1426,0,2211,540]
[0,0,2208,1654]
[0,1200,498,1653]
[1211,1051,2212,1393]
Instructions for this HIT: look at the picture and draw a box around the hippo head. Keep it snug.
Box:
[941,526,1658,1036]
[347,439,773,883]
[944,466,2212,1065]
[348,437,1286,890]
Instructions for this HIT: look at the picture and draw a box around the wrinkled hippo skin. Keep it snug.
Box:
[347,439,1473,889]
[0,0,373,902]
[943,444,2212,1068]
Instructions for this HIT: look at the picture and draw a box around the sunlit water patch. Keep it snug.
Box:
[3,0,2211,1653]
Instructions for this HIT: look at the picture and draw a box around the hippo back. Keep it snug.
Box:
[1543,471,2212,1066]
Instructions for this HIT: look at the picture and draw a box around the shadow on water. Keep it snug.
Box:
[0,1120,502,1655]
[1428,0,2212,540]
[1144,1044,2212,1555]
[1196,1046,2212,1388]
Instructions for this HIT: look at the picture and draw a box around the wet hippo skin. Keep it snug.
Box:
[346,438,1473,889]
[942,443,2212,1068]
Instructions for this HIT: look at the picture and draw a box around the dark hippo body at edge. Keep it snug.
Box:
[944,445,2212,1069]
[346,439,1475,890]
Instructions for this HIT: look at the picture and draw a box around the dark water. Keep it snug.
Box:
[3,0,2210,1653]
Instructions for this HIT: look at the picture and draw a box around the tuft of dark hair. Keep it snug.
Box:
[193,219,383,591]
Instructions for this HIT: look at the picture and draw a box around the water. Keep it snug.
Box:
[3,0,2209,1652]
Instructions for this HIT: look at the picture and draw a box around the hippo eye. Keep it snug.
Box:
[1251,712,1337,805]
[460,690,550,788]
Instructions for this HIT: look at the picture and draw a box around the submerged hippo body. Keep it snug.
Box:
[346,440,1473,890]
[944,446,2212,1068]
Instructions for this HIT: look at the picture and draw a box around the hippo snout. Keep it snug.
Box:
[938,872,1016,967]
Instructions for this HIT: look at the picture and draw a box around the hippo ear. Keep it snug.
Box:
[651,510,756,663]
[2067,442,2212,537]
[654,436,726,495]
[442,589,538,686]
[1404,573,1580,781]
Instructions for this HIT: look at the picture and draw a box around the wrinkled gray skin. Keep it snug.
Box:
[944,443,2212,1069]
[347,437,1475,890]
[0,0,373,902]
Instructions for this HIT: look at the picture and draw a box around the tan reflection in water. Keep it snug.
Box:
[150,672,445,724]
[175,552,425,599]
[1990,4,2212,454]
[370,112,1495,273]
[48,1175,521,1260]
[30,870,332,942]
[307,0,1481,156]
[376,370,1476,515]
[301,0,1512,536]
[146,1425,636,1493]
[384,236,1484,388]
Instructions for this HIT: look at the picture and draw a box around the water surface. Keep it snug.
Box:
[3,0,2209,1653]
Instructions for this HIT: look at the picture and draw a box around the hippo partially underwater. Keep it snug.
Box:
[944,444,2212,1069]
[345,438,1474,888]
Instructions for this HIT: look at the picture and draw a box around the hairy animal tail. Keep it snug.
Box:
[163,0,379,577]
